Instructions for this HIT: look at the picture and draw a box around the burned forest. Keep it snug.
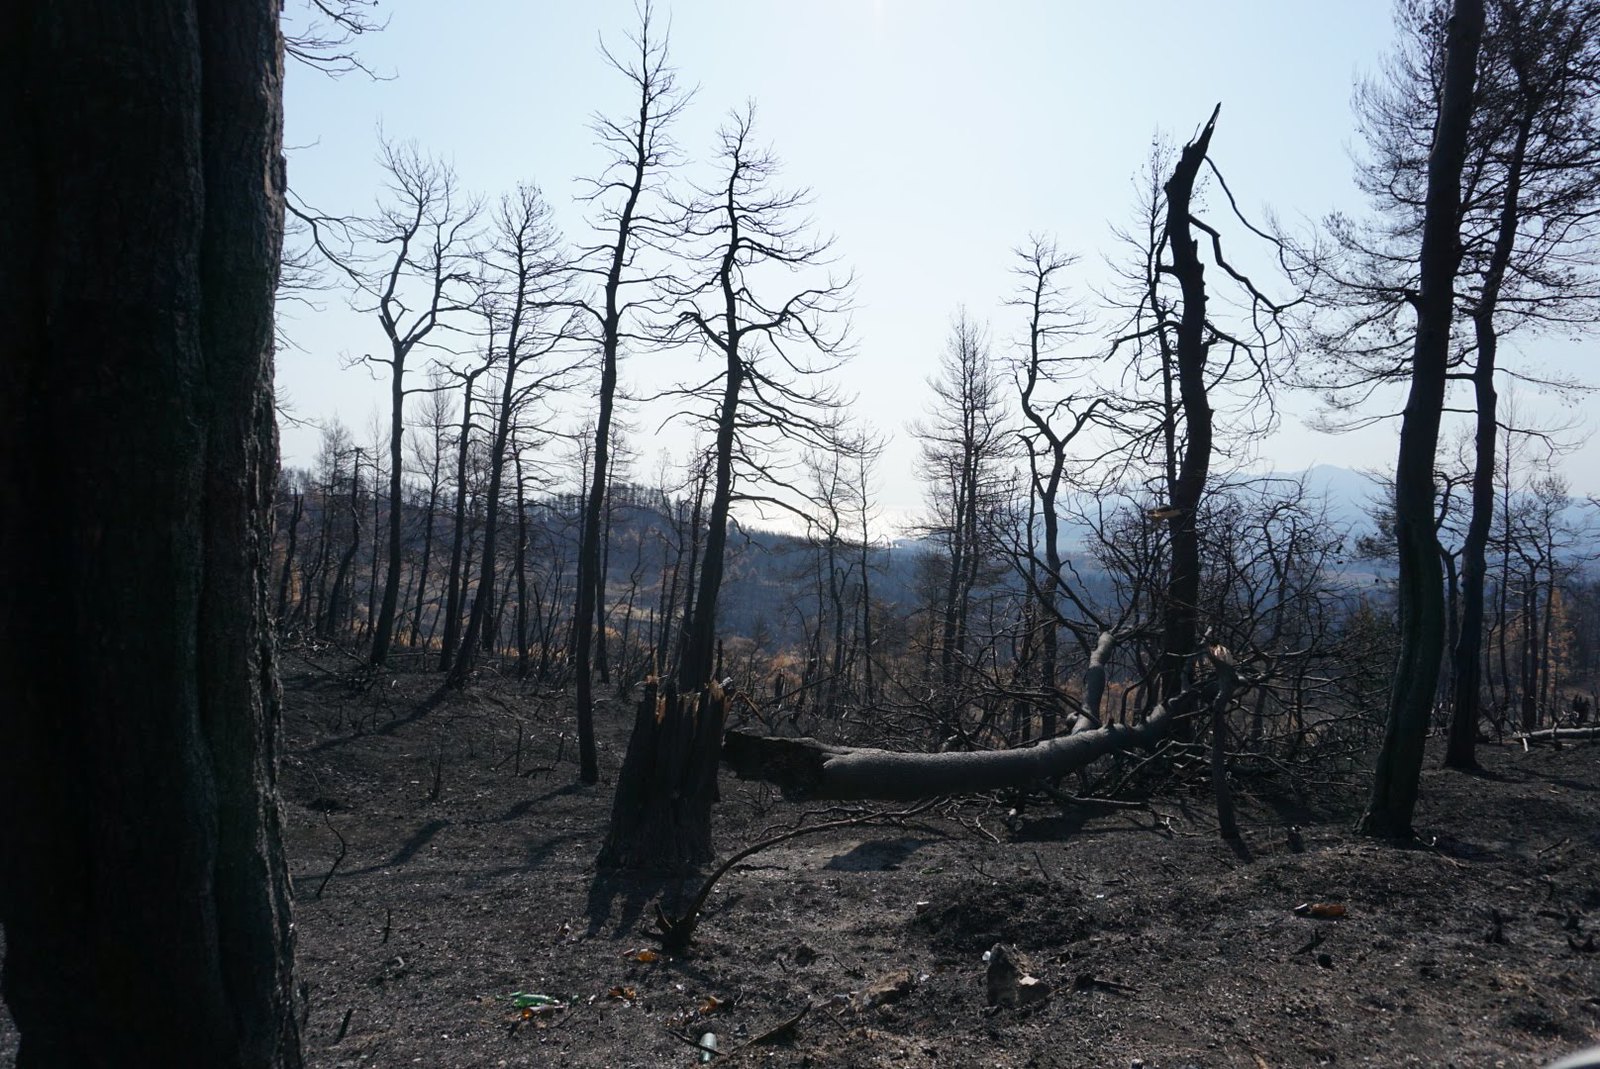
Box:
[5,2,1600,1067]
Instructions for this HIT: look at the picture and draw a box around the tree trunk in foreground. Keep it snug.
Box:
[596,681,730,871]
[1360,0,1484,839]
[722,687,1211,802]
[0,4,301,1067]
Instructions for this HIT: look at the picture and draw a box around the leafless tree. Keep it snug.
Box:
[1108,112,1290,711]
[448,185,573,683]
[568,1,688,784]
[914,312,1013,741]
[1008,236,1108,736]
[598,104,851,871]
[292,141,481,667]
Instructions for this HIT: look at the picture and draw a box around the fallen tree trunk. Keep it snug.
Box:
[1517,726,1600,744]
[723,685,1212,801]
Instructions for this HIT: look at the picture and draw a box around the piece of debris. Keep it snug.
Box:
[1487,907,1508,945]
[1286,825,1304,853]
[503,991,566,1026]
[1294,902,1347,919]
[749,1002,811,1046]
[608,985,637,1001]
[1316,952,1334,969]
[1072,973,1137,994]
[696,1031,718,1063]
[854,967,915,1011]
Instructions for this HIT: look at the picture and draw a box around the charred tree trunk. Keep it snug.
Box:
[513,452,532,679]
[321,460,362,641]
[452,391,515,684]
[370,365,407,664]
[276,490,303,628]
[438,370,481,671]
[679,357,740,695]
[1156,106,1219,705]
[595,489,613,685]
[1447,98,1532,769]
[364,454,383,640]
[0,3,301,1065]
[1361,0,1484,838]
[409,474,441,649]
[596,681,729,871]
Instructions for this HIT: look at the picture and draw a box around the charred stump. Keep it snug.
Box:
[597,680,730,872]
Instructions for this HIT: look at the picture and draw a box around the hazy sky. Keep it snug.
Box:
[277,1,1599,526]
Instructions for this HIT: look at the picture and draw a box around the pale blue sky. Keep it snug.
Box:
[277,1,1597,524]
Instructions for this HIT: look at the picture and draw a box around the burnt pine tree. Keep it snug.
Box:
[1330,0,1600,770]
[597,105,851,871]
[0,3,301,1066]
[292,142,480,667]
[1361,0,1486,837]
[448,185,570,684]
[1009,236,1105,736]
[437,360,495,669]
[913,313,1012,741]
[568,1,686,784]
[666,106,853,696]
[1444,0,1600,766]
[1110,111,1287,711]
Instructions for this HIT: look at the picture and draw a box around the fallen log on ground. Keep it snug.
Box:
[1518,726,1600,744]
[722,685,1212,802]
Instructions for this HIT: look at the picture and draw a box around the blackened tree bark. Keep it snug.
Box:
[723,680,1216,802]
[1361,0,1485,838]
[668,106,852,695]
[1446,0,1600,768]
[915,313,1010,740]
[0,3,301,1066]
[277,486,305,626]
[408,374,454,647]
[1155,108,1219,704]
[1314,1,1600,770]
[1109,109,1286,723]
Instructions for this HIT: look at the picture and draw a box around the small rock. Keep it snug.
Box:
[853,967,915,1011]
[1016,975,1052,1007]
[985,943,1051,1009]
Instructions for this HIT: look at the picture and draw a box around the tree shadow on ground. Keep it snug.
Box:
[585,871,689,940]
[305,682,454,755]
[822,836,934,871]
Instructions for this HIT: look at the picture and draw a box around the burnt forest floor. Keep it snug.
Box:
[6,648,1600,1068]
